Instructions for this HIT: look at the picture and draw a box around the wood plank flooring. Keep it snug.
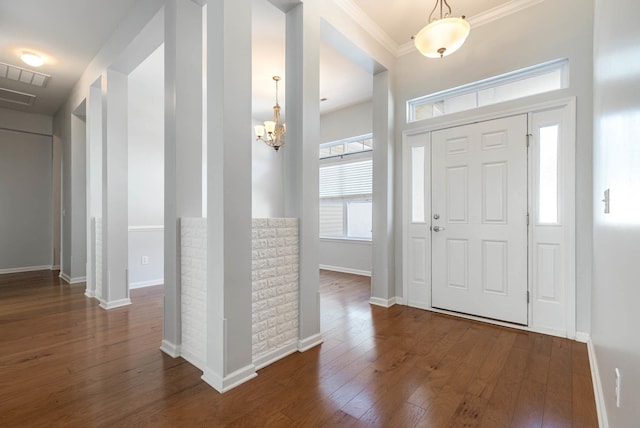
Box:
[0,269,598,427]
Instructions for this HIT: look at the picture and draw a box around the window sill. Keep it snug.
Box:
[319,237,372,244]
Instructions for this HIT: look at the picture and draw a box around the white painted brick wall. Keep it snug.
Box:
[95,218,102,300]
[181,217,207,369]
[252,218,299,360]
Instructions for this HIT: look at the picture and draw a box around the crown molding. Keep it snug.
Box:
[397,0,546,57]
[468,0,544,28]
[333,0,399,55]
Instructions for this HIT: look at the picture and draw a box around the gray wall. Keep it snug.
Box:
[394,0,594,333]
[0,129,53,270]
[319,101,372,274]
[592,0,640,425]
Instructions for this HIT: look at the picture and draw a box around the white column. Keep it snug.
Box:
[162,0,204,356]
[203,0,255,392]
[85,83,103,298]
[70,113,87,283]
[100,69,130,309]
[284,0,323,349]
[371,70,395,304]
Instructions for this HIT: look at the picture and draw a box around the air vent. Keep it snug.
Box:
[0,87,36,106]
[0,62,50,88]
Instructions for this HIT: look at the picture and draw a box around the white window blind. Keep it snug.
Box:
[319,158,373,240]
[319,160,372,199]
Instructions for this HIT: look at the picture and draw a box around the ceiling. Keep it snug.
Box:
[0,0,139,115]
[352,0,510,47]
[0,0,513,119]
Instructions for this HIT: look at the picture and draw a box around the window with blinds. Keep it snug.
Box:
[319,158,372,240]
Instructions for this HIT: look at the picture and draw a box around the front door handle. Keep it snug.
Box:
[432,225,446,232]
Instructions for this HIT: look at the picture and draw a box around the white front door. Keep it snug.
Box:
[431,115,528,325]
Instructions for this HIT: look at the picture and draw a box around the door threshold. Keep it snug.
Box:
[431,305,527,327]
[425,306,569,339]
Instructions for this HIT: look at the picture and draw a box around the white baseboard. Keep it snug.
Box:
[160,340,181,358]
[59,272,85,284]
[369,296,400,308]
[129,278,164,289]
[51,265,60,270]
[99,298,132,310]
[586,337,609,428]
[298,333,323,352]
[180,348,204,371]
[0,265,52,275]
[575,331,590,343]
[253,340,298,371]
[319,265,371,277]
[202,364,257,393]
[84,289,95,298]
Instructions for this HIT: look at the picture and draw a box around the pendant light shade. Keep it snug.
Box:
[413,0,470,58]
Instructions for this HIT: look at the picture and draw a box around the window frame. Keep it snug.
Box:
[319,134,373,241]
[407,58,569,123]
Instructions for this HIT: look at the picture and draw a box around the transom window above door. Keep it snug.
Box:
[407,58,569,123]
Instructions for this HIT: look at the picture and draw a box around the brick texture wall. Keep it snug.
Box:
[252,218,299,362]
[181,217,207,369]
[178,217,300,370]
[95,218,102,300]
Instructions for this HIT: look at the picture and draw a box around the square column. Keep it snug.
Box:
[284,0,323,349]
[100,69,130,309]
[371,70,395,304]
[203,0,255,392]
[162,0,204,356]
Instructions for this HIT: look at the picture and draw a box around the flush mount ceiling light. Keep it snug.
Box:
[20,51,44,67]
[413,0,470,58]
[255,76,286,151]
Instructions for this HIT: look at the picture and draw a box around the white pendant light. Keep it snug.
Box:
[413,0,470,58]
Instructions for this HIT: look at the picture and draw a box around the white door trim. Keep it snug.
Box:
[402,97,577,339]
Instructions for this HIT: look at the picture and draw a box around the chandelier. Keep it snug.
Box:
[413,0,470,58]
[255,76,286,151]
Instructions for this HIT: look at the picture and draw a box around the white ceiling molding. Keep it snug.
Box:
[332,0,399,55]
[396,0,545,57]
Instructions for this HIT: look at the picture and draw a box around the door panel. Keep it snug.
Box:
[432,115,528,325]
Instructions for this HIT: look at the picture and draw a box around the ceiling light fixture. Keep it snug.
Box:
[255,76,286,151]
[20,51,44,67]
[413,0,470,59]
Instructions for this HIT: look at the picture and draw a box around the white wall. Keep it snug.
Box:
[394,0,594,333]
[0,129,53,271]
[592,0,640,425]
[320,100,372,142]
[128,44,164,288]
[319,101,372,274]
[252,126,284,218]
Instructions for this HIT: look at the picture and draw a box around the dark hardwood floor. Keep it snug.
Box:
[0,269,597,427]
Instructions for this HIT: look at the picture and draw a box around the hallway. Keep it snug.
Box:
[0,270,597,426]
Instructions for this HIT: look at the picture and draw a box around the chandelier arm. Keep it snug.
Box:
[442,0,452,17]
[428,0,439,22]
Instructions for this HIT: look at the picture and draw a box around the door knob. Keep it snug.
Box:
[433,225,446,232]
